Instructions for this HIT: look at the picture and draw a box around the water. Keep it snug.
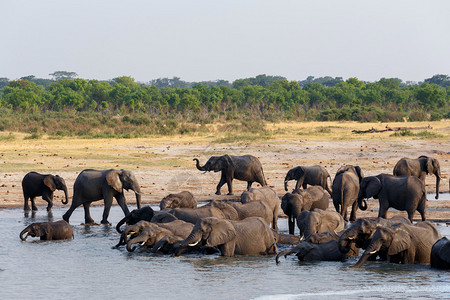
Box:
[1,200,449,299]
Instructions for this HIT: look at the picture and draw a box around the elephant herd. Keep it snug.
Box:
[18,154,449,270]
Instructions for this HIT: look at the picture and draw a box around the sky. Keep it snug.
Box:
[1,0,449,83]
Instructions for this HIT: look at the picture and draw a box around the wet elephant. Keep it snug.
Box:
[22,172,69,211]
[166,206,226,224]
[20,220,73,241]
[296,208,345,238]
[63,169,142,225]
[116,206,154,233]
[209,200,273,226]
[194,154,267,195]
[160,191,197,210]
[241,186,280,230]
[393,156,442,199]
[430,237,450,269]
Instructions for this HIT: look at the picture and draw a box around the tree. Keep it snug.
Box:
[49,71,78,80]
[424,74,450,87]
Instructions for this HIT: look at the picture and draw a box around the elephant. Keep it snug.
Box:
[241,186,280,230]
[175,217,278,257]
[357,173,427,222]
[271,230,303,245]
[284,165,332,195]
[275,232,348,263]
[20,220,73,241]
[62,169,142,225]
[115,206,154,233]
[194,154,267,195]
[166,206,226,224]
[430,237,450,269]
[151,211,179,223]
[160,191,197,210]
[22,171,69,211]
[209,200,273,226]
[126,220,194,253]
[296,208,345,238]
[338,216,411,260]
[331,165,364,222]
[281,186,330,235]
[393,156,442,199]
[351,221,442,268]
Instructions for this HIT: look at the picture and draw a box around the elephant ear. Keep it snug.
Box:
[425,157,434,174]
[388,228,411,255]
[106,170,123,193]
[294,167,305,179]
[365,177,382,199]
[354,166,364,182]
[43,176,57,191]
[301,193,313,210]
[207,219,236,247]
[223,154,235,170]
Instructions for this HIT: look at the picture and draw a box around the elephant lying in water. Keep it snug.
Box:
[209,200,273,227]
[351,221,441,268]
[160,191,197,210]
[20,220,73,241]
[281,186,330,235]
[175,217,277,257]
[116,206,155,233]
[194,154,267,195]
[241,186,280,230]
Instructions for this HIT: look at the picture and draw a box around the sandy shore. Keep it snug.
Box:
[0,121,449,221]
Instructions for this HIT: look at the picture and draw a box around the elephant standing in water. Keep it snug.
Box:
[241,186,280,230]
[430,237,450,269]
[160,191,197,210]
[20,220,73,241]
[296,208,345,238]
[284,166,332,195]
[351,221,441,268]
[332,165,364,222]
[63,169,142,225]
[175,217,277,257]
[393,156,442,199]
[22,172,69,211]
[357,174,427,222]
[194,154,267,195]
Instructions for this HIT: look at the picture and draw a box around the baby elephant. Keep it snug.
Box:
[160,191,197,210]
[20,220,73,241]
[297,208,345,238]
[430,237,450,269]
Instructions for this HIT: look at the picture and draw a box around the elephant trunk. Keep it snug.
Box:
[350,240,381,268]
[20,228,30,241]
[275,248,294,264]
[193,158,207,171]
[116,215,128,233]
[126,235,148,252]
[130,184,142,209]
[284,180,289,192]
[357,195,368,211]
[338,237,353,254]
[62,186,69,205]
[175,230,201,256]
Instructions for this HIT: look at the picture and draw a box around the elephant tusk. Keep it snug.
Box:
[140,241,146,246]
[368,250,377,255]
[188,240,200,247]
[127,232,135,237]
[23,233,29,241]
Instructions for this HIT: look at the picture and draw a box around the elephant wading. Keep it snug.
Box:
[166,206,226,224]
[332,165,364,222]
[63,169,142,225]
[160,191,197,210]
[20,220,73,241]
[351,221,441,268]
[284,166,332,195]
[297,208,345,238]
[194,155,267,195]
[241,186,280,230]
[209,200,273,226]
[175,217,277,257]
[22,172,69,211]
[357,174,427,222]
[116,206,154,233]
[393,156,442,199]
[281,186,330,235]
[430,237,450,269]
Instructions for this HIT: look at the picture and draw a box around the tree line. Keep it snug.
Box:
[0,73,448,123]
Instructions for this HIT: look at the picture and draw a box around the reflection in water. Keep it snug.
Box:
[2,205,450,299]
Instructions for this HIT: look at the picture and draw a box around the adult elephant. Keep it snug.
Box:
[166,206,226,224]
[62,169,142,225]
[194,154,267,195]
[160,191,196,210]
[241,186,280,230]
[357,174,427,222]
[281,186,330,235]
[332,165,364,222]
[393,156,442,199]
[296,208,345,238]
[20,220,73,241]
[209,200,273,226]
[338,216,411,259]
[284,165,332,195]
[430,237,450,269]
[351,221,441,268]
[115,206,154,233]
[22,172,69,211]
[276,232,347,263]
[175,217,277,257]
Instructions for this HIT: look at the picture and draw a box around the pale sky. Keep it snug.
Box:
[2,0,449,83]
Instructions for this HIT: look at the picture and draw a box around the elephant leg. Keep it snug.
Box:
[24,196,30,211]
[226,178,233,195]
[42,192,53,211]
[83,202,96,224]
[31,197,38,211]
[101,195,115,225]
[246,181,253,191]
[417,201,426,221]
[302,183,307,189]
[288,216,295,235]
[349,201,358,222]
[216,173,227,195]
[378,201,389,219]
[114,193,130,220]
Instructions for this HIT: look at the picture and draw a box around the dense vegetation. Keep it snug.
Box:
[0,73,448,137]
